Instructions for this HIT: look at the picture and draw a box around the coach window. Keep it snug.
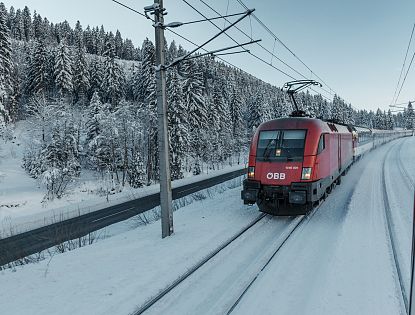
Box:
[317,134,325,154]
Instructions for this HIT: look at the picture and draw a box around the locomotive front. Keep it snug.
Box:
[241,117,323,215]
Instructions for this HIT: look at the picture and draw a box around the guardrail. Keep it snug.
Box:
[0,168,246,266]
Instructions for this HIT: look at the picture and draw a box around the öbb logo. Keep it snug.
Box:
[266,173,286,180]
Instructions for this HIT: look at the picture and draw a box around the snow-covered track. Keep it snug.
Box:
[131,213,267,315]
[0,169,246,267]
[382,142,409,314]
[226,204,321,314]
[397,138,415,189]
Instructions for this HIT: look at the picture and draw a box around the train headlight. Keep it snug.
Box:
[301,167,312,180]
[248,166,255,179]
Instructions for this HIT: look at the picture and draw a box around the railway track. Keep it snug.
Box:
[131,212,267,315]
[225,205,320,314]
[133,202,323,315]
[382,140,409,314]
[397,138,415,190]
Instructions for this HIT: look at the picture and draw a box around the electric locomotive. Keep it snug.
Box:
[241,116,354,214]
[241,80,355,214]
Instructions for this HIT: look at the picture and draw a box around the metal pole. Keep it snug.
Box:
[154,0,173,238]
[410,189,415,315]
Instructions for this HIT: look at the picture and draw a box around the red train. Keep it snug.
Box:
[241,116,412,215]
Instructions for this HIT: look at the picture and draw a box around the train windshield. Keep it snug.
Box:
[256,130,306,162]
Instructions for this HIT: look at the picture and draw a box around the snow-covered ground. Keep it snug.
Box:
[0,123,245,237]
[1,136,414,315]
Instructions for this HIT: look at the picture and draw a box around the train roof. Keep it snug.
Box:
[257,117,352,134]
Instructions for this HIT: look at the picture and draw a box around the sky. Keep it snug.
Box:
[4,0,415,112]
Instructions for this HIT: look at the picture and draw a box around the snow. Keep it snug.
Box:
[0,122,245,237]
[1,136,414,315]
[0,185,258,315]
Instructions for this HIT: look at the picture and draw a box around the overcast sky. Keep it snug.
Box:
[5,0,415,112]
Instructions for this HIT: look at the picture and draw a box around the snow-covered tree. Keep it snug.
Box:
[167,68,187,180]
[22,6,32,41]
[406,102,414,130]
[73,44,90,105]
[100,37,124,107]
[26,40,51,96]
[0,4,12,125]
[54,40,73,99]
[182,58,206,174]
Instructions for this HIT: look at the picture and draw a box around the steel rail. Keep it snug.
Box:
[226,201,321,314]
[382,141,409,314]
[131,212,267,315]
[397,138,415,189]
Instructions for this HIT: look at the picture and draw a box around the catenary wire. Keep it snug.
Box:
[391,23,415,106]
[198,0,338,100]
[235,0,335,94]
[112,0,152,20]
[395,49,415,105]
[234,0,360,110]
[196,0,310,83]
[112,0,333,103]
[111,0,264,81]
[182,0,298,79]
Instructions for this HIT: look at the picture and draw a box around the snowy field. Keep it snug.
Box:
[0,136,414,315]
[0,123,245,237]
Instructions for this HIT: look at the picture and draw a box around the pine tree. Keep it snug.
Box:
[182,58,206,174]
[73,44,90,105]
[86,91,102,143]
[386,110,394,130]
[13,8,24,40]
[123,39,134,60]
[0,4,12,95]
[128,150,144,188]
[26,40,50,96]
[74,20,83,47]
[247,94,262,133]
[22,6,33,41]
[54,40,73,99]
[138,38,158,183]
[7,63,20,123]
[83,25,93,53]
[167,68,187,180]
[229,84,245,162]
[89,56,103,96]
[114,30,123,58]
[331,94,343,123]
[100,38,125,107]
[32,11,44,40]
[406,102,414,130]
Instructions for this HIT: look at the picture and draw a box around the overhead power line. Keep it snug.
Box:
[391,23,415,106]
[111,0,255,77]
[112,0,152,20]
[235,0,362,111]
[112,0,334,103]
[197,0,310,85]
[395,49,415,105]
[195,0,335,101]
[182,0,298,79]
[235,0,335,94]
